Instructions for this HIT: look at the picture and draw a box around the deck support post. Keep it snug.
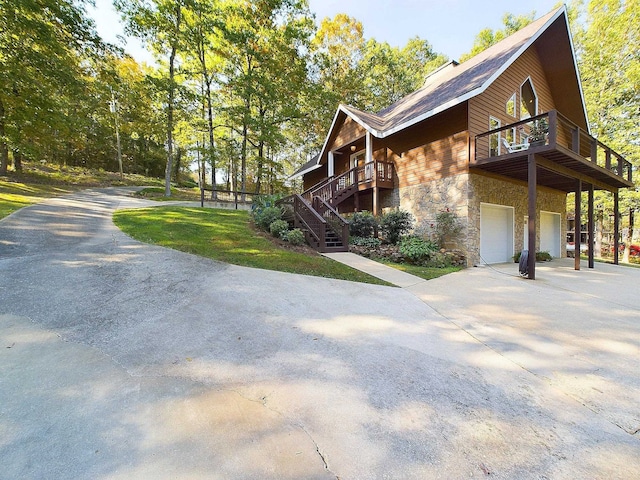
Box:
[588,184,594,268]
[614,190,620,265]
[575,179,582,270]
[527,153,536,280]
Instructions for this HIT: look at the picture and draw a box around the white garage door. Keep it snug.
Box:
[540,211,561,258]
[480,204,514,264]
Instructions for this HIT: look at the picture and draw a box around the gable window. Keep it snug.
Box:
[506,93,516,117]
[520,78,537,119]
[489,116,501,156]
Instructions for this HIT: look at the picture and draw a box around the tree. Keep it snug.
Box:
[459,11,536,62]
[115,0,188,196]
[0,0,101,174]
[575,0,640,255]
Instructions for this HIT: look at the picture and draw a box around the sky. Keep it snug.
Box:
[88,0,561,64]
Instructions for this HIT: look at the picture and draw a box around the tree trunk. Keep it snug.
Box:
[241,117,248,202]
[0,99,8,175]
[165,5,181,197]
[13,149,22,172]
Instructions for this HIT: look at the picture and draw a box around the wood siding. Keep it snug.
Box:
[386,104,469,189]
[329,116,366,151]
[469,46,556,140]
[303,165,327,191]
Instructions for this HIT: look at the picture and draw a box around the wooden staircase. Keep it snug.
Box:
[279,160,395,253]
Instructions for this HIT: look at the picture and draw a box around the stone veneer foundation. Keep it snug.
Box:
[394,172,567,267]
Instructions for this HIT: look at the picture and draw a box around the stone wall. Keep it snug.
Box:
[394,172,567,267]
[467,173,567,266]
[397,173,471,257]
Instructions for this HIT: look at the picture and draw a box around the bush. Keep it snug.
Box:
[252,194,283,212]
[254,206,283,231]
[434,210,462,247]
[349,211,378,237]
[285,228,305,246]
[269,219,289,239]
[380,209,414,244]
[513,250,553,262]
[399,236,438,264]
[350,236,382,248]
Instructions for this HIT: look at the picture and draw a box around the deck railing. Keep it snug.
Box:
[303,160,394,206]
[474,110,633,183]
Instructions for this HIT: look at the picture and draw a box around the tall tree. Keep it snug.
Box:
[115,0,187,196]
[0,0,100,174]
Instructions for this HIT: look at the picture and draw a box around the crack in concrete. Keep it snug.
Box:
[297,424,341,480]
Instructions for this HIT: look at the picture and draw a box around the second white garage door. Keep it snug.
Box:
[480,204,514,264]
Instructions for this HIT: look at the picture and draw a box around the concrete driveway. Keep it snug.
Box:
[0,188,638,479]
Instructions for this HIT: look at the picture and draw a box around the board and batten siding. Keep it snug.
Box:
[468,46,556,143]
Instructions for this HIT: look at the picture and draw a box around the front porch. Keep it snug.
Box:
[473,110,634,279]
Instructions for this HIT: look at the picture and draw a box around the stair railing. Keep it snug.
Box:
[293,194,326,249]
[312,196,349,248]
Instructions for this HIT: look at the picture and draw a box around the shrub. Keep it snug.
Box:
[285,228,305,246]
[434,210,463,247]
[349,211,378,237]
[514,250,553,262]
[254,206,283,231]
[380,209,414,244]
[350,236,382,248]
[269,219,289,239]
[252,194,283,212]
[399,236,438,264]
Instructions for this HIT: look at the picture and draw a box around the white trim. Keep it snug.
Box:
[365,132,372,164]
[506,92,517,117]
[328,151,334,177]
[312,7,579,168]
[290,162,322,179]
[489,116,501,156]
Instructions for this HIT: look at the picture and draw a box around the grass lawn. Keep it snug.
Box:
[113,206,392,285]
[379,259,463,280]
[0,180,78,219]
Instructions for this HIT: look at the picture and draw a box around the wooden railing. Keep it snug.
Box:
[313,196,349,248]
[303,160,395,206]
[474,110,633,183]
[292,194,326,247]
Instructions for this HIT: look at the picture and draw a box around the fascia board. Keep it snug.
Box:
[381,7,566,139]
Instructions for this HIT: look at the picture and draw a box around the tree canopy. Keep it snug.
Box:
[1,0,636,208]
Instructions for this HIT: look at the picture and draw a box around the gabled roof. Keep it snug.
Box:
[297,5,587,177]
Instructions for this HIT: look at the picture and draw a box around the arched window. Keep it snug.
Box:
[520,78,537,119]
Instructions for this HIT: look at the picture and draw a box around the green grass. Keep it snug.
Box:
[113,207,392,285]
[379,259,463,280]
[0,180,78,219]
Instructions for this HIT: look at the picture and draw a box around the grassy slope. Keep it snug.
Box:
[114,207,392,285]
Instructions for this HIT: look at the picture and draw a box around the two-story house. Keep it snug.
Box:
[291,6,633,279]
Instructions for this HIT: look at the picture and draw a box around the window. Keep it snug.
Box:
[520,78,537,119]
[505,127,516,145]
[489,116,501,156]
[506,93,516,117]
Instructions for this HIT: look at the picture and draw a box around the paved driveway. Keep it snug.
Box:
[0,188,638,479]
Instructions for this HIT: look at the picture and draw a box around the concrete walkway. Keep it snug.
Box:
[322,252,426,287]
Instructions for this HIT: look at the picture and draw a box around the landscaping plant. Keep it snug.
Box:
[380,209,414,244]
